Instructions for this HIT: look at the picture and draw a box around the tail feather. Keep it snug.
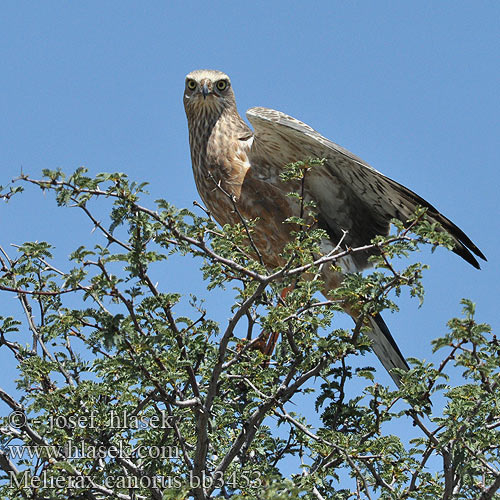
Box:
[365,314,409,387]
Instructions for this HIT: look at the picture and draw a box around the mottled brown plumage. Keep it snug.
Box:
[183,69,486,385]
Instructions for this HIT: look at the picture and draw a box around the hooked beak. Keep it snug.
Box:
[202,83,210,99]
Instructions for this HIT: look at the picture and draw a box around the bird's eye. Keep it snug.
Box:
[216,80,228,91]
[186,79,197,90]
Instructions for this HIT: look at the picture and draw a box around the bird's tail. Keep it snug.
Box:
[365,314,409,387]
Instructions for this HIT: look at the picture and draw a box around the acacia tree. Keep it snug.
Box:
[0,168,497,500]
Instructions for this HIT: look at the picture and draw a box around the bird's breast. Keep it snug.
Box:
[190,125,253,221]
[188,115,311,268]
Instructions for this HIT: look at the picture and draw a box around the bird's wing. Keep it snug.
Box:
[246,107,486,269]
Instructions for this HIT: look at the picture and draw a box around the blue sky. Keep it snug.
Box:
[1,0,499,483]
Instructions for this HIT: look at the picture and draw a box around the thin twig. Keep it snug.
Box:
[207,172,265,266]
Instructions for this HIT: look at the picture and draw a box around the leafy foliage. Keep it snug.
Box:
[0,169,496,500]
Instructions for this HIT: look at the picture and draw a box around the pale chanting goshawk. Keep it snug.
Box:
[183,69,486,386]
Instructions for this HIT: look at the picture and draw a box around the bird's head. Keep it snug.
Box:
[183,69,236,119]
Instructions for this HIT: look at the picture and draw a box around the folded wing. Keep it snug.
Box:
[246,107,486,269]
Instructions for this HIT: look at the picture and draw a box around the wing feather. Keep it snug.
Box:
[246,107,486,269]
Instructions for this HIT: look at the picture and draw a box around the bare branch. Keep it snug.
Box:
[479,474,500,500]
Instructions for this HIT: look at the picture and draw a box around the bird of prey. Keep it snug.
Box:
[183,69,486,385]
